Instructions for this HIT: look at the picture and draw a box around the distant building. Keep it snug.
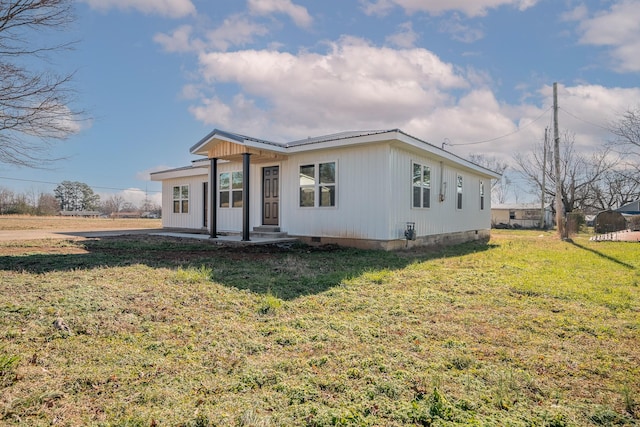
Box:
[615,200,640,215]
[491,203,553,229]
[59,211,101,217]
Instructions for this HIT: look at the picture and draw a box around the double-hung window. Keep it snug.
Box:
[412,162,431,208]
[480,180,485,210]
[173,185,189,213]
[299,162,336,207]
[219,171,243,208]
[456,175,463,210]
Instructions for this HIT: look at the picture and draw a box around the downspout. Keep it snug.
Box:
[439,161,446,202]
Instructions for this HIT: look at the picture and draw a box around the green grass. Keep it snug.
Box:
[0,231,639,426]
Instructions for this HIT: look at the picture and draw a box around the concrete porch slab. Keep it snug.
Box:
[150,232,299,246]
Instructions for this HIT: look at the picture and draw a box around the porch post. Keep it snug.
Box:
[242,152,251,241]
[209,158,217,238]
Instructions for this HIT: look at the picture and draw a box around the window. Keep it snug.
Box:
[412,162,431,208]
[509,210,516,220]
[173,185,189,213]
[299,161,336,207]
[456,175,463,210]
[219,172,243,208]
[480,180,485,210]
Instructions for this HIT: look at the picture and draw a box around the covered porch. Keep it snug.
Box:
[190,130,287,242]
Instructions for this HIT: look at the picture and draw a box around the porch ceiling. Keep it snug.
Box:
[201,139,287,163]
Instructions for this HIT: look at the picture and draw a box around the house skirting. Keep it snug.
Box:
[294,229,491,251]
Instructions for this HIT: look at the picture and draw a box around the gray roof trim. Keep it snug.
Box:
[394,129,501,179]
[189,129,285,154]
[149,161,209,180]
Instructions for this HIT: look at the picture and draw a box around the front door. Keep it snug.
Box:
[262,166,279,226]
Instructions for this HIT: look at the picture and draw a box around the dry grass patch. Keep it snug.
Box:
[0,215,161,231]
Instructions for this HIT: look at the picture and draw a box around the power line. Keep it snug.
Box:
[0,176,161,193]
[446,106,553,147]
[558,107,610,131]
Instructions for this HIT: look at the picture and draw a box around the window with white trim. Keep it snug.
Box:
[456,175,463,210]
[299,162,336,207]
[412,162,431,208]
[173,185,189,213]
[219,171,243,208]
[480,180,485,210]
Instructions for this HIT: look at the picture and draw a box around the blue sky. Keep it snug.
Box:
[2,0,639,206]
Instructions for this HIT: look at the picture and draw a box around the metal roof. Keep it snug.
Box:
[186,128,501,178]
[285,130,394,147]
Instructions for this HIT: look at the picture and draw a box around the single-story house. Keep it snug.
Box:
[615,200,640,231]
[150,129,501,250]
[491,203,554,229]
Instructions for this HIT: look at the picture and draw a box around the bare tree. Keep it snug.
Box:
[467,154,511,204]
[0,186,15,213]
[37,193,59,215]
[587,167,640,211]
[609,106,640,157]
[515,131,616,214]
[0,0,83,167]
[102,194,125,215]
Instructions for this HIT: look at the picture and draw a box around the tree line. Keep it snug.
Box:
[0,181,161,216]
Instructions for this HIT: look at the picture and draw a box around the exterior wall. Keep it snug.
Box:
[388,146,492,240]
[282,143,391,240]
[160,174,208,230]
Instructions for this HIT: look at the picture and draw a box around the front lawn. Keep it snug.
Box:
[0,231,638,426]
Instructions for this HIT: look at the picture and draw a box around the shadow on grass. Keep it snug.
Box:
[569,240,635,270]
[0,235,496,300]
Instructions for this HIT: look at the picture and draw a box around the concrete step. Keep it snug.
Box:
[253,225,281,233]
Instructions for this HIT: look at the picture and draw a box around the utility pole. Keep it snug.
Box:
[541,127,548,229]
[553,82,566,239]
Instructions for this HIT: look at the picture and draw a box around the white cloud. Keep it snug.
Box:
[439,14,485,42]
[193,36,468,137]
[80,0,196,18]
[153,25,204,53]
[386,22,419,48]
[154,15,270,53]
[571,0,640,72]
[186,37,640,165]
[359,0,395,16]
[248,0,313,28]
[360,0,538,17]
[206,14,270,51]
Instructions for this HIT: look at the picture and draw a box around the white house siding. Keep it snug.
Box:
[161,175,208,230]
[215,161,247,232]
[281,143,391,240]
[388,147,491,239]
